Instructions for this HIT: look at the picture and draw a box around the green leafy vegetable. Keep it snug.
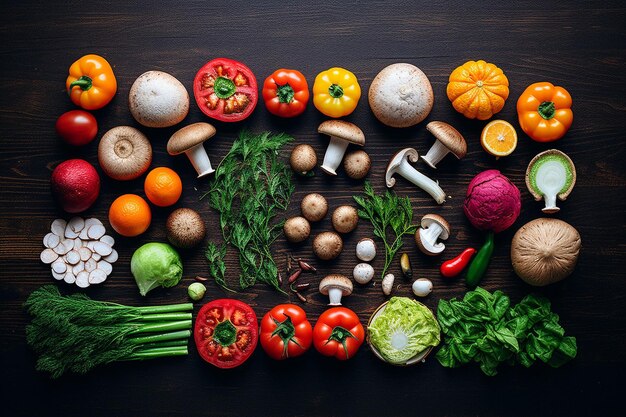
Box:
[203,131,294,292]
[131,242,183,296]
[24,286,193,378]
[436,287,577,376]
[353,182,417,279]
[368,297,440,364]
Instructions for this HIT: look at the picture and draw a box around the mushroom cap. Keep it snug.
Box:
[318,120,365,146]
[167,122,216,155]
[312,231,343,260]
[525,149,577,201]
[129,71,189,128]
[319,274,353,296]
[332,205,359,234]
[353,263,375,285]
[98,126,152,181]
[301,193,328,222]
[283,216,311,243]
[343,150,371,179]
[426,121,467,159]
[368,63,434,128]
[290,144,317,175]
[356,237,377,262]
[385,148,419,187]
[511,218,581,286]
[421,214,450,239]
[166,208,206,249]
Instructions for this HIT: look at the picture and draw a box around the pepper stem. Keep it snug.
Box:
[325,325,357,360]
[538,101,556,120]
[328,84,344,99]
[68,75,93,93]
[276,83,295,104]
[270,314,302,359]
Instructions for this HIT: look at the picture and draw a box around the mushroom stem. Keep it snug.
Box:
[395,158,446,204]
[321,136,349,176]
[542,192,559,213]
[421,140,450,169]
[185,144,214,178]
[327,287,344,305]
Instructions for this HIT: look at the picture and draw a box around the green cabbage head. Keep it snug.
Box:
[131,242,183,296]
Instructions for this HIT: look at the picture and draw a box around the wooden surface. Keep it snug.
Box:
[1,1,625,416]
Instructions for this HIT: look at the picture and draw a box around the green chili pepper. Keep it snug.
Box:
[465,232,495,288]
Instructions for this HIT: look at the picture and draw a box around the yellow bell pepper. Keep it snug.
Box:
[313,67,361,118]
[66,54,117,110]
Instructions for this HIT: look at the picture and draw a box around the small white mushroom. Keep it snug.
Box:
[382,273,395,296]
[412,278,433,297]
[167,122,217,178]
[301,193,328,222]
[353,263,375,285]
[318,120,365,176]
[422,121,468,169]
[386,148,446,204]
[356,238,376,262]
[319,274,353,305]
[415,214,450,256]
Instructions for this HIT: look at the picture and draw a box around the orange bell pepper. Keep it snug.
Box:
[517,82,573,142]
[66,54,117,110]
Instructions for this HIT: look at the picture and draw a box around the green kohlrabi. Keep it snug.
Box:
[368,297,441,364]
[131,242,183,296]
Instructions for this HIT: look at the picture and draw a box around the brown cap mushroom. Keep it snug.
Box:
[511,218,581,286]
[386,148,446,204]
[301,193,328,222]
[313,231,343,260]
[422,121,468,169]
[129,71,189,128]
[368,63,434,128]
[415,214,450,256]
[166,208,206,249]
[343,150,371,180]
[283,216,311,243]
[332,205,359,234]
[290,144,317,176]
[318,120,365,176]
[319,274,353,305]
[168,123,217,178]
[98,126,152,181]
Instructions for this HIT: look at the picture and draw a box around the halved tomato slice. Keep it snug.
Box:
[193,58,258,122]
[194,299,258,369]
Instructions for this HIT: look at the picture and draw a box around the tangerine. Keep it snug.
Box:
[144,167,182,207]
[480,120,517,158]
[108,194,151,237]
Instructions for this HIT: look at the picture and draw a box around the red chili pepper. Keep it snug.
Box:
[288,269,302,284]
[440,248,476,278]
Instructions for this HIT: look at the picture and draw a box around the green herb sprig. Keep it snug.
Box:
[203,131,294,292]
[353,182,417,279]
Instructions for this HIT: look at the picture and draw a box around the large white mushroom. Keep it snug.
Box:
[129,70,189,128]
[98,126,152,181]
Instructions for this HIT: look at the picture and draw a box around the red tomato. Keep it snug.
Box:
[313,307,364,360]
[259,304,313,360]
[194,299,258,369]
[262,69,309,117]
[193,58,258,122]
[55,110,98,146]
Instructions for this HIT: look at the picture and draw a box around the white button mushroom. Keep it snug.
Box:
[355,238,377,262]
[312,231,343,260]
[385,148,447,204]
[301,193,328,222]
[98,126,152,181]
[412,278,433,297]
[319,274,353,305]
[129,71,189,128]
[353,263,375,285]
[421,121,467,169]
[415,214,450,256]
[167,122,217,178]
[332,205,359,234]
[318,120,365,176]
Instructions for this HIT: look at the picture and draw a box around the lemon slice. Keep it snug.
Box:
[480,120,517,157]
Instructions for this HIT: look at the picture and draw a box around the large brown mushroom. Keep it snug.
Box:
[511,218,581,286]
[318,120,365,176]
[168,123,217,178]
[98,126,152,181]
[166,208,206,249]
[319,274,353,305]
[422,121,467,169]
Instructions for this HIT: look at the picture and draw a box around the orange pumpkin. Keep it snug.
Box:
[447,60,509,120]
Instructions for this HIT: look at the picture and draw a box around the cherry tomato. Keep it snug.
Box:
[194,299,258,369]
[193,58,258,122]
[259,304,312,360]
[313,307,364,360]
[262,69,309,117]
[55,110,98,146]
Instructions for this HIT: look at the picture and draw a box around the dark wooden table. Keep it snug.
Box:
[1,1,624,416]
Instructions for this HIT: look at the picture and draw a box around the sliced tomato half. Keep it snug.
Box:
[193,58,258,122]
[194,299,258,369]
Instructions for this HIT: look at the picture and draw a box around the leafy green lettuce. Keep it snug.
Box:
[436,287,577,376]
[368,297,440,364]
